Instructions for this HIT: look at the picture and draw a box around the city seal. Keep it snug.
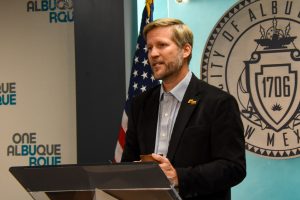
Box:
[201,0,300,158]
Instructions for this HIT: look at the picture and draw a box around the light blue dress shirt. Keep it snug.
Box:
[154,71,192,156]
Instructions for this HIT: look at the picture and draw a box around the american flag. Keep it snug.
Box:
[114,0,159,162]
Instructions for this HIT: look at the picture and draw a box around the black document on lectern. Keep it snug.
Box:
[10,162,181,200]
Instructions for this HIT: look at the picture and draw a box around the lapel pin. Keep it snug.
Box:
[187,99,197,105]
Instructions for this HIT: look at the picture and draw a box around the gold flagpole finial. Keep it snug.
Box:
[146,0,154,18]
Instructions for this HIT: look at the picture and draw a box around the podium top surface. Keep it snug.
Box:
[9,162,172,192]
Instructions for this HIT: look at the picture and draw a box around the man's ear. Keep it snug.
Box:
[182,43,192,59]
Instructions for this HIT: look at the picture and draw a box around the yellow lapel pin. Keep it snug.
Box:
[187,99,197,105]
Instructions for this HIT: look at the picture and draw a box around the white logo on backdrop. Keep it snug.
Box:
[202,0,300,159]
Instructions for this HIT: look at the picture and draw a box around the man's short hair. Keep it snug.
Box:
[143,18,194,63]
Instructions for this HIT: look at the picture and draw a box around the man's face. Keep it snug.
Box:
[146,27,184,82]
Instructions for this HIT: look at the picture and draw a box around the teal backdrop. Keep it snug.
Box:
[137,0,300,199]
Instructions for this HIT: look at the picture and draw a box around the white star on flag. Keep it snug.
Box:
[143,46,148,52]
[134,57,139,64]
[140,85,147,92]
[141,71,148,79]
[142,59,148,66]
[151,75,155,82]
[133,70,138,77]
[133,82,138,90]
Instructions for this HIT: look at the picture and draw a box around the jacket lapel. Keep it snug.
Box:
[142,87,160,153]
[167,75,202,161]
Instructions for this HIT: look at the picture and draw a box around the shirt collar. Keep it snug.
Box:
[160,71,192,102]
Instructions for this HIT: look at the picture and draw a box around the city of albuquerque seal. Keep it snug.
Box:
[201,0,300,158]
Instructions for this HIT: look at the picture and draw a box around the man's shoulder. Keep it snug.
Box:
[192,75,231,98]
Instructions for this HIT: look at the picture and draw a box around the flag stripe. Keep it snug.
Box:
[118,126,126,148]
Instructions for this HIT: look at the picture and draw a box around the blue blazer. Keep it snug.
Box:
[122,74,246,200]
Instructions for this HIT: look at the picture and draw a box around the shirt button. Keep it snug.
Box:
[164,113,168,117]
[162,133,166,137]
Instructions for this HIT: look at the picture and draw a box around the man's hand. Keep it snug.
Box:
[151,153,178,186]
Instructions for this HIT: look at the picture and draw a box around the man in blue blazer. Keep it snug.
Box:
[122,18,246,200]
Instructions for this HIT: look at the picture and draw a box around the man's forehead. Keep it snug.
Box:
[146,27,173,40]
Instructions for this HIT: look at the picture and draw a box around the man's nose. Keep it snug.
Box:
[149,47,159,57]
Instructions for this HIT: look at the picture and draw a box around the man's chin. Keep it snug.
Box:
[153,73,163,81]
